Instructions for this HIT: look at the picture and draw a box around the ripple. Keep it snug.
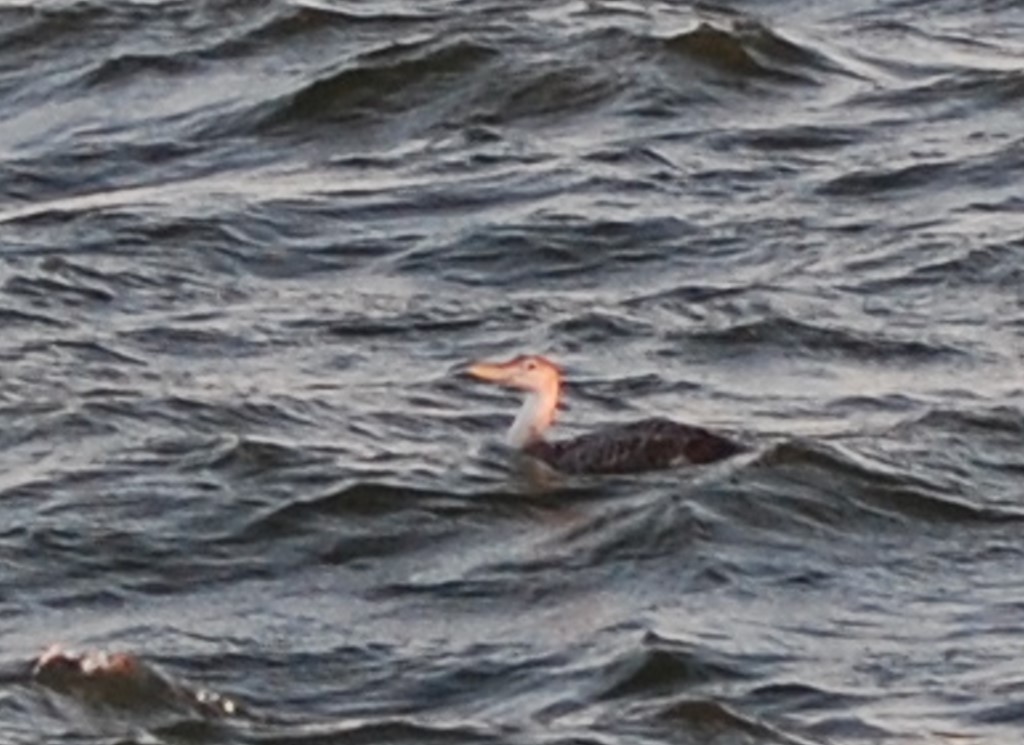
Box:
[4,272,115,307]
[0,305,67,329]
[120,323,264,358]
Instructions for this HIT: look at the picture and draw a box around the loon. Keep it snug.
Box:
[467,354,741,474]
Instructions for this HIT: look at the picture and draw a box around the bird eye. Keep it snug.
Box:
[524,360,537,371]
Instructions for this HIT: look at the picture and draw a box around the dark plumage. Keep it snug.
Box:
[525,417,742,474]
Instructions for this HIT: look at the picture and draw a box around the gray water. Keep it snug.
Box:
[2,1,1024,742]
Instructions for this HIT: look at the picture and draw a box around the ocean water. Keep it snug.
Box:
[2,0,1023,742]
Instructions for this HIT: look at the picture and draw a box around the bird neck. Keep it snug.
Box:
[507,385,559,449]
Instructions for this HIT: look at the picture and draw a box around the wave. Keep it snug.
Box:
[898,242,1024,290]
[854,66,1024,111]
[746,438,1023,526]
[654,697,805,743]
[212,2,446,57]
[596,630,749,700]
[659,20,834,85]
[687,316,965,362]
[713,123,862,152]
[819,159,958,197]
[741,679,868,715]
[227,717,503,745]
[0,0,859,194]
[304,312,484,340]
[910,406,1024,437]
[5,270,115,307]
[202,10,847,142]
[82,51,198,88]
[838,238,1024,298]
[256,37,499,132]
[394,215,696,285]
[0,305,68,330]
[240,479,604,535]
[549,311,655,345]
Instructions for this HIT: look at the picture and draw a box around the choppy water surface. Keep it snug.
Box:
[2,0,1024,742]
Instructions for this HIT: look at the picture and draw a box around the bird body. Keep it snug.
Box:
[467,355,740,475]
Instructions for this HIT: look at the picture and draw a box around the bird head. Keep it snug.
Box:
[467,355,565,446]
[467,354,562,396]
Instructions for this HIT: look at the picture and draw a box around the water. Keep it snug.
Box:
[2,0,1023,742]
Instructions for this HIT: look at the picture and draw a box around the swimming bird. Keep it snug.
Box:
[467,355,741,474]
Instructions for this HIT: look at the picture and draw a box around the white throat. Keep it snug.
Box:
[507,389,557,448]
